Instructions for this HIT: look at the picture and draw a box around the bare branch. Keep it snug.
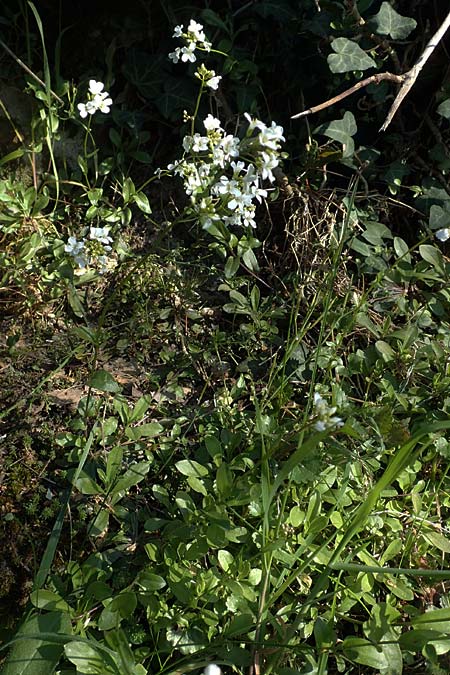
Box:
[291,72,404,119]
[291,9,450,132]
[380,8,450,131]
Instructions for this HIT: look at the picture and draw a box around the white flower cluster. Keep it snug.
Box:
[169,19,212,64]
[65,226,113,273]
[167,112,285,231]
[312,392,344,432]
[77,80,113,119]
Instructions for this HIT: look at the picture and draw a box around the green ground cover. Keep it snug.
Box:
[2,1,450,673]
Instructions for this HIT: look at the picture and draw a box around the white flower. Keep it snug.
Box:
[206,73,222,90]
[312,392,343,431]
[204,114,222,131]
[172,25,183,38]
[78,80,113,118]
[169,48,182,64]
[187,19,206,41]
[89,226,112,246]
[88,80,105,95]
[77,102,89,118]
[180,45,196,63]
[65,235,88,268]
[183,133,209,153]
[436,228,450,242]
[258,121,285,150]
[93,93,113,114]
[203,666,221,675]
[65,235,84,256]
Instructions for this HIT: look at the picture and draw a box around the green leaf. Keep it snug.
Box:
[412,607,450,633]
[419,244,445,273]
[175,459,208,477]
[106,446,123,486]
[242,247,259,272]
[30,590,70,613]
[342,636,402,673]
[422,530,450,553]
[187,475,207,495]
[113,462,151,494]
[328,38,376,73]
[88,370,121,393]
[137,571,166,591]
[64,640,115,674]
[399,629,450,653]
[110,592,137,618]
[224,614,254,636]
[132,191,152,214]
[125,422,163,440]
[429,204,450,230]
[370,2,417,39]
[225,255,241,279]
[0,148,25,166]
[104,629,136,675]
[201,8,230,32]
[375,340,395,362]
[3,611,71,675]
[74,471,103,495]
[393,236,411,261]
[218,549,234,572]
[315,111,357,158]
[129,395,152,423]
[437,99,450,120]
[89,509,109,537]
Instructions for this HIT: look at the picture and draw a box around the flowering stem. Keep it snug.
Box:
[191,84,205,135]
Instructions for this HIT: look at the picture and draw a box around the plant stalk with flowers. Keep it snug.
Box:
[165,20,286,275]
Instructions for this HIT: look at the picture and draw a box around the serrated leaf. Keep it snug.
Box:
[175,459,208,478]
[370,2,417,40]
[315,111,357,158]
[3,611,71,675]
[328,38,376,73]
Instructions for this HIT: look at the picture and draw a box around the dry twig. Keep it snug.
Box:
[291,9,450,132]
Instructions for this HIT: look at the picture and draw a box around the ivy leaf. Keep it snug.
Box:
[437,98,450,120]
[328,38,376,73]
[315,111,357,158]
[369,2,417,40]
[430,203,450,230]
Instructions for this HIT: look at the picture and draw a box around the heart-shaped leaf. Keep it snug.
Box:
[315,111,357,158]
[328,38,376,73]
[369,2,417,40]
